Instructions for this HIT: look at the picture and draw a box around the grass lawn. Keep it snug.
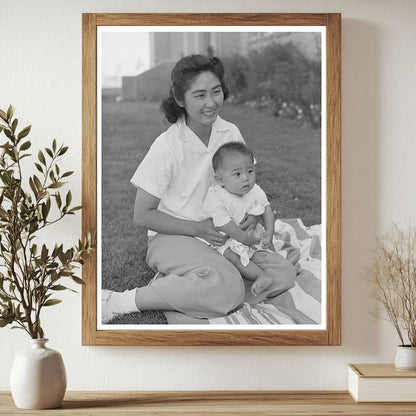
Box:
[101,100,321,325]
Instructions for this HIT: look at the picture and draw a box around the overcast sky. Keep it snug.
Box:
[101,32,150,88]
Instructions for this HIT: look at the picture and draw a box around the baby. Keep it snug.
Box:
[201,142,275,296]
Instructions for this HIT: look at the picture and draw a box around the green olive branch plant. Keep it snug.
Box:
[0,105,95,339]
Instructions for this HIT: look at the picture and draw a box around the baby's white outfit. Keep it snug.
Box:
[201,183,270,266]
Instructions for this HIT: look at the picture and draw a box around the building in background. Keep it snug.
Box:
[124,32,251,101]
[149,32,250,66]
[122,31,320,101]
[149,31,320,66]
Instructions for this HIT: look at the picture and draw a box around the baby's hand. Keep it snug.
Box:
[261,232,274,249]
[245,229,261,247]
[239,214,260,232]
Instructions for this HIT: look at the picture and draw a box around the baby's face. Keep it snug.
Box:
[216,154,256,196]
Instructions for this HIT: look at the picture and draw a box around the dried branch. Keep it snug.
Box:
[362,223,416,347]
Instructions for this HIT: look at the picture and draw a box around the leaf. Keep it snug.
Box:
[45,148,53,158]
[17,125,31,140]
[52,139,57,152]
[61,171,74,178]
[11,118,18,133]
[0,109,7,121]
[48,182,64,189]
[4,128,12,140]
[55,192,62,208]
[41,244,48,262]
[0,292,12,302]
[34,163,43,173]
[46,195,51,212]
[19,140,31,151]
[29,222,39,234]
[59,271,74,277]
[43,299,62,307]
[18,153,30,161]
[58,146,68,156]
[0,317,13,327]
[29,177,38,197]
[33,175,43,192]
[38,150,46,165]
[41,202,50,220]
[69,206,82,214]
[50,285,68,291]
[71,276,85,285]
[38,190,47,200]
[58,250,67,264]
[51,244,59,258]
[65,191,72,207]
[6,105,14,121]
[38,325,44,339]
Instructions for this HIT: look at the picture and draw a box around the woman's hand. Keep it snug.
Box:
[195,219,228,246]
[239,214,260,232]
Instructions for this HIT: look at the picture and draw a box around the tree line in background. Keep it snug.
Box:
[219,42,321,128]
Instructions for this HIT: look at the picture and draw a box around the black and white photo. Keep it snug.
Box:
[81,13,341,346]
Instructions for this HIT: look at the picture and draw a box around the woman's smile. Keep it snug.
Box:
[201,108,218,120]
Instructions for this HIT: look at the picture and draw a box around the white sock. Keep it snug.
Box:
[110,289,140,314]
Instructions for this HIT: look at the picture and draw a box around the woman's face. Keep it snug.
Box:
[177,71,224,133]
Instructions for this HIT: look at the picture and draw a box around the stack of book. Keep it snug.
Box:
[348,364,416,402]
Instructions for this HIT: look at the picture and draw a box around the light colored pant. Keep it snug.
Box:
[146,234,296,318]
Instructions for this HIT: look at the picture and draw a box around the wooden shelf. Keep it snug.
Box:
[2,391,416,415]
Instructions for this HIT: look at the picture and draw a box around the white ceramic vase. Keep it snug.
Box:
[394,345,416,371]
[10,338,67,409]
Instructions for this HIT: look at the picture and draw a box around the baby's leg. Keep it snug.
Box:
[223,248,272,295]
[245,251,296,304]
[250,274,273,295]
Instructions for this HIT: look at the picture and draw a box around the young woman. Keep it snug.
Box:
[102,55,295,323]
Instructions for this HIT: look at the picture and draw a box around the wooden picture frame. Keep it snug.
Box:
[82,13,341,346]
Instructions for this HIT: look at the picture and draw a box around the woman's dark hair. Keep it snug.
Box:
[161,55,229,124]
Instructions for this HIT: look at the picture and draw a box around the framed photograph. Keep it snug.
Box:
[82,13,341,346]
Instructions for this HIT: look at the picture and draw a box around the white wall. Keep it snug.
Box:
[1,0,416,391]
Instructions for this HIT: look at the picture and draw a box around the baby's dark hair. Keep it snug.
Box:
[212,142,254,173]
[161,54,229,124]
